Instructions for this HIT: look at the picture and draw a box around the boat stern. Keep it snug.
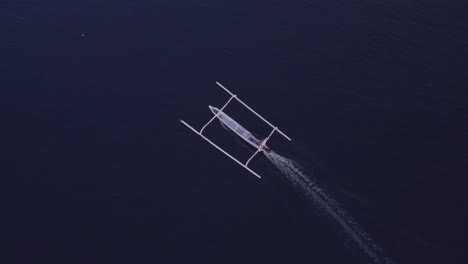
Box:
[262,145,271,153]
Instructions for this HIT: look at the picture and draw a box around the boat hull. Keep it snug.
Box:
[209,106,270,153]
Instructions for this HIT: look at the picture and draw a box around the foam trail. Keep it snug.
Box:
[265,151,392,264]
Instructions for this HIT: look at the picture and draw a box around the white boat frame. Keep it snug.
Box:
[180,82,291,179]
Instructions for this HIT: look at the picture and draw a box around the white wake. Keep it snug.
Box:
[265,151,392,264]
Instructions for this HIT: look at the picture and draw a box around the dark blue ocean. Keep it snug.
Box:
[3,1,467,263]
